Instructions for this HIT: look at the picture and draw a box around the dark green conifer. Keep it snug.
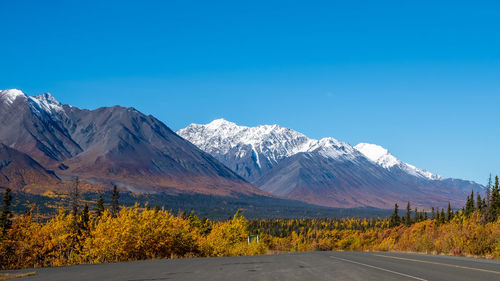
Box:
[70,177,80,216]
[111,185,120,217]
[389,203,400,227]
[405,202,411,226]
[485,174,492,209]
[80,203,90,230]
[440,208,445,223]
[487,176,500,222]
[0,188,13,236]
[464,190,476,218]
[446,202,452,222]
[96,194,105,217]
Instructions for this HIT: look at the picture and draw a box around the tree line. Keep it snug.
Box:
[388,175,500,227]
[0,175,499,269]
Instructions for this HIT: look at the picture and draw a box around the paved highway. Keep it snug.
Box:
[5,251,500,281]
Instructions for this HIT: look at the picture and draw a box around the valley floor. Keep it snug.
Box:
[3,251,499,281]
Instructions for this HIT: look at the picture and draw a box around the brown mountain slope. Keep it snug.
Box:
[0,144,60,191]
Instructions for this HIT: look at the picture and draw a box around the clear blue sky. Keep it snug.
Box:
[2,1,499,184]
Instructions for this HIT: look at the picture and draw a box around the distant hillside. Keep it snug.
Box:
[0,144,60,191]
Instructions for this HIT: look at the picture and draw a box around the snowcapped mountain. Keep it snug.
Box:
[0,90,262,196]
[179,119,484,208]
[178,119,315,163]
[178,119,359,182]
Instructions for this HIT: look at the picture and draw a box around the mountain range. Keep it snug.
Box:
[178,119,483,208]
[0,89,483,210]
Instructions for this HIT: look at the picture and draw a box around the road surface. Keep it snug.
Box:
[4,251,500,281]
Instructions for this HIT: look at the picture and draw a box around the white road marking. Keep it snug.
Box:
[329,256,428,281]
[374,254,500,275]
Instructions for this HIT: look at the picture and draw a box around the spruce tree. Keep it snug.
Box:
[446,202,452,222]
[0,188,13,236]
[431,207,435,220]
[465,190,475,218]
[464,195,470,217]
[96,194,105,217]
[486,174,492,209]
[111,185,120,217]
[476,193,483,214]
[405,202,411,226]
[440,208,445,224]
[70,177,80,216]
[389,203,400,227]
[80,203,90,230]
[488,176,500,222]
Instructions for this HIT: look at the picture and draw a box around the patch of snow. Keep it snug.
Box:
[309,137,358,160]
[355,143,442,180]
[28,93,64,115]
[354,143,399,168]
[0,89,27,105]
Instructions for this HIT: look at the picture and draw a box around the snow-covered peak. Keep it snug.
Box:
[35,93,60,105]
[308,137,359,160]
[0,89,65,119]
[354,143,399,168]
[28,93,64,114]
[0,89,27,105]
[177,119,357,166]
[206,118,239,128]
[355,143,442,180]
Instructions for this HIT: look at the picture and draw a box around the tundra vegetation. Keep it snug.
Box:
[1,176,499,270]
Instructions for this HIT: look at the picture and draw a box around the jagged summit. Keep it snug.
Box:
[178,119,353,161]
[29,93,65,116]
[1,89,65,119]
[177,119,360,182]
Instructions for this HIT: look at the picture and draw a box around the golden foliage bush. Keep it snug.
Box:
[0,207,266,270]
[202,212,266,257]
[82,206,200,263]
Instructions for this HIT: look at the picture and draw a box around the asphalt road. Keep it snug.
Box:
[4,251,500,281]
